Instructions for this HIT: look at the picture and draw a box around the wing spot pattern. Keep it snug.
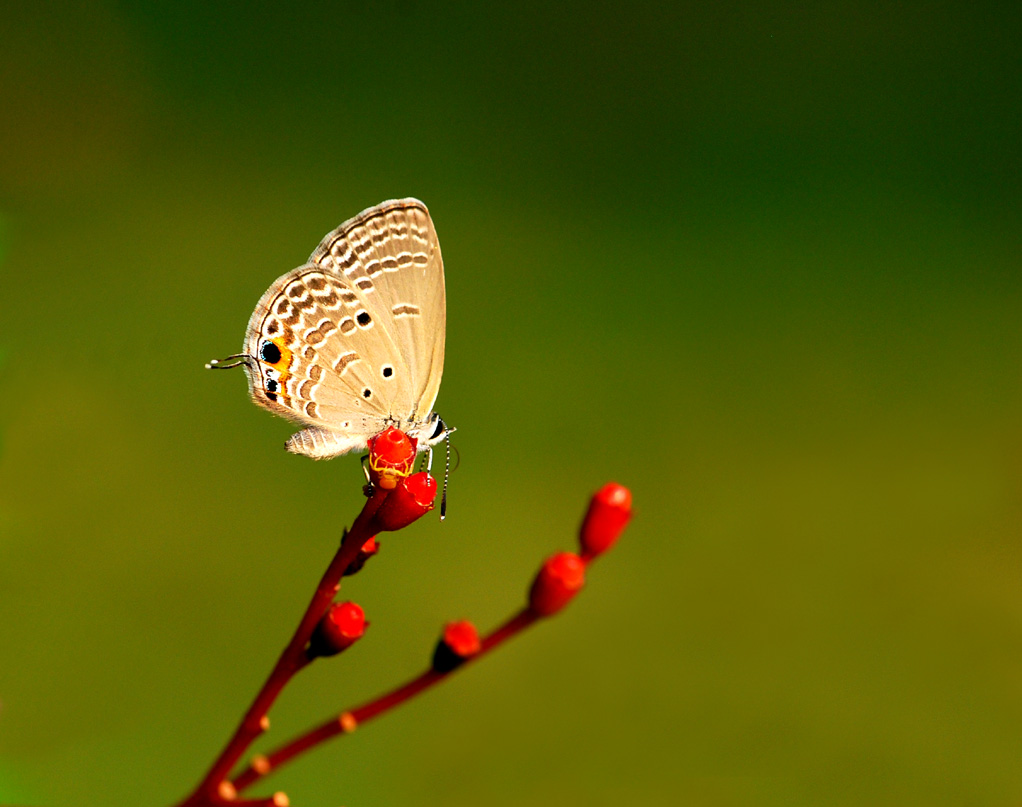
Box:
[334,351,359,374]
[304,319,338,347]
[331,247,357,271]
[318,290,340,308]
[287,283,310,302]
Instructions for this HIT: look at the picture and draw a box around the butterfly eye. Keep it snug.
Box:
[430,416,447,440]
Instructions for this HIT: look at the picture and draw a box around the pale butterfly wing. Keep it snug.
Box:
[308,199,446,423]
[240,198,446,459]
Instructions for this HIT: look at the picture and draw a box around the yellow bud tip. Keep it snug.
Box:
[217,780,237,801]
[272,792,290,807]
[259,715,270,731]
[252,754,271,774]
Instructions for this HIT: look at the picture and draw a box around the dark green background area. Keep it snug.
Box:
[1,2,1020,805]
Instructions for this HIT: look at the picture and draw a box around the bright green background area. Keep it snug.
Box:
[1,3,1020,805]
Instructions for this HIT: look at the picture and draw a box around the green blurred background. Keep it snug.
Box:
[1,2,1020,805]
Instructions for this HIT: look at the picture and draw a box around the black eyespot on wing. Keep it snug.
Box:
[266,391,278,402]
[261,341,282,364]
[382,365,394,378]
[356,311,372,327]
[363,388,372,399]
[266,379,279,392]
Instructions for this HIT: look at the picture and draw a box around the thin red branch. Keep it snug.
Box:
[175,485,390,807]
[232,608,541,792]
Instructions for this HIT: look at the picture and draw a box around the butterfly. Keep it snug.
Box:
[208,198,452,462]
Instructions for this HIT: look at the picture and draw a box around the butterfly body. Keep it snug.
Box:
[232,198,449,459]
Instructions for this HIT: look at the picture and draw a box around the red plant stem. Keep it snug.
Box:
[177,485,390,806]
[232,608,541,792]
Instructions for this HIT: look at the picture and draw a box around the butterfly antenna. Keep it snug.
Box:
[206,353,252,370]
[440,430,452,521]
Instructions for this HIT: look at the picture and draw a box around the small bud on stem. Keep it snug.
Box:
[579,482,632,559]
[529,552,586,616]
[307,602,367,659]
[432,620,482,672]
[370,472,437,532]
[343,537,380,577]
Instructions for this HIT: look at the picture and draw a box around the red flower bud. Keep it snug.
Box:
[367,427,418,489]
[579,482,632,559]
[343,536,380,577]
[529,552,586,616]
[370,472,437,532]
[308,601,366,658]
[431,620,482,672]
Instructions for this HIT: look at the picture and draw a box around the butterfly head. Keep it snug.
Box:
[420,412,456,449]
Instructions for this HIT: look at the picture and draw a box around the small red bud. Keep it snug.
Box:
[371,472,437,532]
[579,482,632,558]
[529,552,586,616]
[367,427,417,489]
[432,620,482,672]
[308,601,366,658]
[343,536,380,577]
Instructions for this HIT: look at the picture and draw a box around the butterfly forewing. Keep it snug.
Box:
[240,199,446,457]
[309,199,446,422]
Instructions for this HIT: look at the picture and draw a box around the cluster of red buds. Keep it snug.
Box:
[174,428,632,807]
[364,428,439,530]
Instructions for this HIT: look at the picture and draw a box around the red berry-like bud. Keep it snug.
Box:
[579,482,632,559]
[367,427,418,489]
[432,620,482,672]
[308,601,366,658]
[343,536,380,577]
[370,472,437,532]
[529,552,586,616]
